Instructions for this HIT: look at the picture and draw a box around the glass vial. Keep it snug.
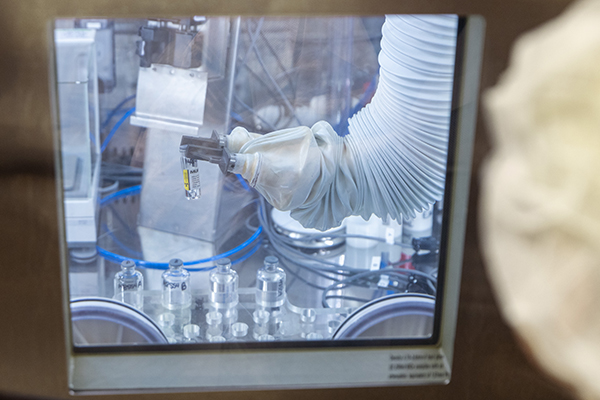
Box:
[180,146,201,200]
[113,260,143,310]
[162,258,191,310]
[255,256,286,308]
[209,258,239,309]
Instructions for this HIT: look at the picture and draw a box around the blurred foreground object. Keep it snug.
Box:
[483,1,600,399]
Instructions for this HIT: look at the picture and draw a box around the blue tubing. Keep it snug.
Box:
[97,185,263,270]
[101,107,136,153]
[101,94,136,130]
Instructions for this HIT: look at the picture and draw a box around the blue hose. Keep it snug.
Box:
[101,107,136,153]
[101,94,136,130]
[100,184,142,205]
[97,185,263,271]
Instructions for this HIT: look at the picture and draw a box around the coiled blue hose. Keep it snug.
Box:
[97,185,263,271]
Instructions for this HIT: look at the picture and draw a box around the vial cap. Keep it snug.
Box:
[169,258,184,269]
[216,258,231,273]
[121,260,135,269]
[264,255,279,271]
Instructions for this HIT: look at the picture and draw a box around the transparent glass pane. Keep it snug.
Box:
[53,15,462,349]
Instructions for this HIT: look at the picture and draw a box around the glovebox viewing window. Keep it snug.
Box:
[55,15,462,349]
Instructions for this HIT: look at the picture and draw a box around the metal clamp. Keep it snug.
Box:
[179,130,235,175]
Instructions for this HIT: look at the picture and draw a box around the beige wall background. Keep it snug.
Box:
[0,0,576,399]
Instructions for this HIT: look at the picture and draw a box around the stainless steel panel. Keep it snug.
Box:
[138,128,221,242]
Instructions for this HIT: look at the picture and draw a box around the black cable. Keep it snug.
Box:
[257,198,356,275]
[279,260,329,291]
[255,194,438,308]
[234,94,277,131]
[246,19,301,125]
[258,30,297,98]
[272,242,347,282]
[321,268,419,308]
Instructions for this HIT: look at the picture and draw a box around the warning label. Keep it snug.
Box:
[387,353,449,382]
[189,168,200,189]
